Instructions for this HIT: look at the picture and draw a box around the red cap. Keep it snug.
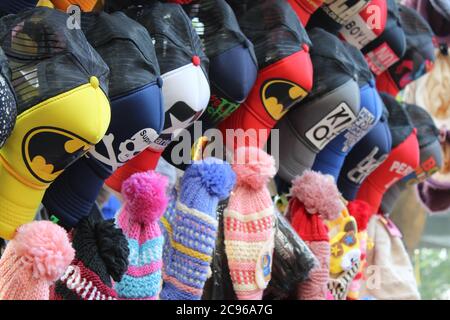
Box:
[347,199,372,231]
[105,148,162,192]
[376,70,400,96]
[287,0,324,26]
[218,49,313,149]
[290,198,329,242]
[356,130,420,213]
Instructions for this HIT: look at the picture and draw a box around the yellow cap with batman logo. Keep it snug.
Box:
[0,8,111,239]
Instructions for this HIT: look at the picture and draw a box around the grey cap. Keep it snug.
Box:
[277,78,360,182]
[381,139,443,214]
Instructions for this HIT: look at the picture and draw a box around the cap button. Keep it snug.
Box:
[156,76,163,88]
[302,44,309,53]
[192,55,201,66]
[90,76,100,89]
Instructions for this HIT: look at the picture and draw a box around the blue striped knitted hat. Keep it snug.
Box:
[160,157,236,300]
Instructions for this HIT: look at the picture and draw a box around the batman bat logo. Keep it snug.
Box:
[260,79,308,120]
[22,127,93,183]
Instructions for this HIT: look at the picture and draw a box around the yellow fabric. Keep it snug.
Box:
[329,213,360,276]
[0,79,110,240]
[51,0,99,12]
[37,0,55,8]
[160,217,212,263]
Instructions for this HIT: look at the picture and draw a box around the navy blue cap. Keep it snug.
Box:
[0,0,38,14]
[338,109,393,200]
[313,79,384,180]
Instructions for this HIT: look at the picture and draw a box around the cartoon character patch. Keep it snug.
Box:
[261,79,308,120]
[22,127,92,183]
[329,215,361,276]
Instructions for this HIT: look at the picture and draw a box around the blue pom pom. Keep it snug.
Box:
[184,158,236,200]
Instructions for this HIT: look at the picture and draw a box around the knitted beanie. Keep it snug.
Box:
[160,158,236,300]
[290,170,344,300]
[0,221,74,300]
[51,215,129,300]
[224,147,277,300]
[115,171,169,300]
[346,200,372,300]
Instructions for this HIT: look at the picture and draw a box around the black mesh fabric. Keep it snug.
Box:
[0,7,109,115]
[400,5,434,52]
[303,28,358,102]
[380,93,414,148]
[183,0,255,62]
[342,42,373,86]
[307,0,370,34]
[226,0,310,69]
[0,46,17,148]
[404,103,439,148]
[124,2,208,76]
[80,11,160,98]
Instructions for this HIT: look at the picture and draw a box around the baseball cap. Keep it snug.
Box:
[0,47,17,149]
[51,0,99,12]
[338,108,392,200]
[0,0,38,14]
[0,7,110,239]
[287,0,324,26]
[339,0,388,49]
[219,0,313,149]
[380,103,442,214]
[42,11,164,228]
[313,43,383,180]
[355,93,420,213]
[277,29,360,182]
[402,0,450,46]
[360,0,407,75]
[307,0,371,33]
[376,4,435,96]
[106,2,210,192]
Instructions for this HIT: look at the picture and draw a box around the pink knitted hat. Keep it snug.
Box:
[224,146,277,300]
[289,170,344,300]
[0,221,74,300]
[115,171,169,300]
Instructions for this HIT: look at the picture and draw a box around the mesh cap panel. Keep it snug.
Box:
[404,103,439,148]
[80,11,160,98]
[304,28,357,101]
[0,7,109,115]
[380,93,414,148]
[125,2,208,76]
[343,42,373,86]
[226,0,311,69]
[183,0,255,62]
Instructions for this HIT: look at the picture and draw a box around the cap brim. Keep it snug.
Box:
[105,148,162,192]
[356,178,384,214]
[338,176,361,201]
[277,117,317,182]
[42,156,110,229]
[380,183,402,214]
[0,158,43,239]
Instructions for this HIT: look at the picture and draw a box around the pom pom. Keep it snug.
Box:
[184,157,236,200]
[14,221,74,282]
[73,215,129,283]
[232,147,276,190]
[122,171,169,224]
[347,200,371,231]
[290,170,344,220]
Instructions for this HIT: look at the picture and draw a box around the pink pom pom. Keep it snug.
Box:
[290,170,344,220]
[13,221,74,282]
[232,147,276,190]
[122,171,169,224]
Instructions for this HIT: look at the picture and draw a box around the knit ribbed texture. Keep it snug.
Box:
[160,158,236,300]
[289,170,344,300]
[0,221,74,300]
[224,147,277,300]
[115,171,169,300]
